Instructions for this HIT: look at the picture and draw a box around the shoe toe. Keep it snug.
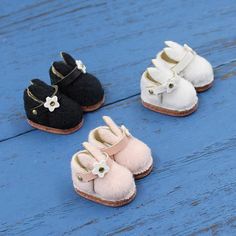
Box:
[115,138,153,175]
[49,96,83,129]
[163,78,198,111]
[178,79,198,109]
[94,162,135,201]
[185,56,214,87]
[77,73,104,106]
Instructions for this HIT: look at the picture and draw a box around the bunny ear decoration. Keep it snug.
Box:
[60,52,76,67]
[151,59,159,68]
[163,47,184,62]
[147,67,159,82]
[147,66,173,84]
[51,61,71,79]
[164,41,183,51]
[82,142,106,162]
[60,52,86,73]
[163,41,186,62]
[102,116,122,137]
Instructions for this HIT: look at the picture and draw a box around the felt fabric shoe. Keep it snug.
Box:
[49,52,104,112]
[140,66,198,116]
[88,116,153,179]
[71,142,136,207]
[153,41,214,92]
[23,79,83,134]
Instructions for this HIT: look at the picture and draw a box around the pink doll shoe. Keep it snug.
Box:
[71,142,136,207]
[153,41,214,92]
[88,116,153,179]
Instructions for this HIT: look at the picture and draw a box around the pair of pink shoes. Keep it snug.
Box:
[71,116,153,206]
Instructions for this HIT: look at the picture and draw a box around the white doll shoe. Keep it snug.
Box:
[153,41,214,92]
[140,66,198,116]
[88,116,153,179]
[71,142,136,207]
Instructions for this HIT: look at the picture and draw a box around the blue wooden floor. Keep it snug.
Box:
[1,0,236,235]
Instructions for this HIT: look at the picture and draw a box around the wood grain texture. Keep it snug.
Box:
[1,0,236,235]
[1,61,236,235]
[1,0,236,140]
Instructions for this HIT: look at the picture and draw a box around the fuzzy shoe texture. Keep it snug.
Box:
[153,41,214,92]
[49,52,104,111]
[140,65,198,116]
[23,79,83,134]
[71,142,136,206]
[88,116,153,179]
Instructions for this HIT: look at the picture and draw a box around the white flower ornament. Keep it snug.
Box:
[44,96,60,112]
[76,60,86,73]
[92,160,110,178]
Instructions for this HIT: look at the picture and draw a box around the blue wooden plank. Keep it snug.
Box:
[1,0,236,140]
[0,61,236,235]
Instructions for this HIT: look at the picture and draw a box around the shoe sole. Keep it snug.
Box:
[75,188,136,207]
[134,163,153,180]
[195,80,213,93]
[81,96,105,112]
[141,100,198,116]
[27,119,84,134]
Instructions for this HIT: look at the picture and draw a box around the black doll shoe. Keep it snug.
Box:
[49,52,104,112]
[23,79,84,134]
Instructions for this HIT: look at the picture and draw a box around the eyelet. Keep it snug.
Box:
[148,89,154,95]
[32,109,37,115]
[77,176,83,181]
[99,167,105,173]
[169,83,174,89]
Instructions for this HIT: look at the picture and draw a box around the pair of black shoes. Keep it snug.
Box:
[24,52,104,134]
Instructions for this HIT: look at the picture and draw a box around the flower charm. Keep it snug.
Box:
[92,160,110,178]
[76,60,86,73]
[44,96,60,112]
[121,125,131,137]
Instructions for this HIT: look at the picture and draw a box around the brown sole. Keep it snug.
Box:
[81,96,105,112]
[142,100,198,117]
[27,119,84,134]
[75,188,136,207]
[195,81,213,93]
[134,163,153,180]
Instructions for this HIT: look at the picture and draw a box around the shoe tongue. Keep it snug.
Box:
[28,80,55,101]
[97,128,120,146]
[163,41,186,62]
[147,67,173,84]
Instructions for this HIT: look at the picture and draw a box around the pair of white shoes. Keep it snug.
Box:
[141,41,214,116]
[71,116,153,207]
